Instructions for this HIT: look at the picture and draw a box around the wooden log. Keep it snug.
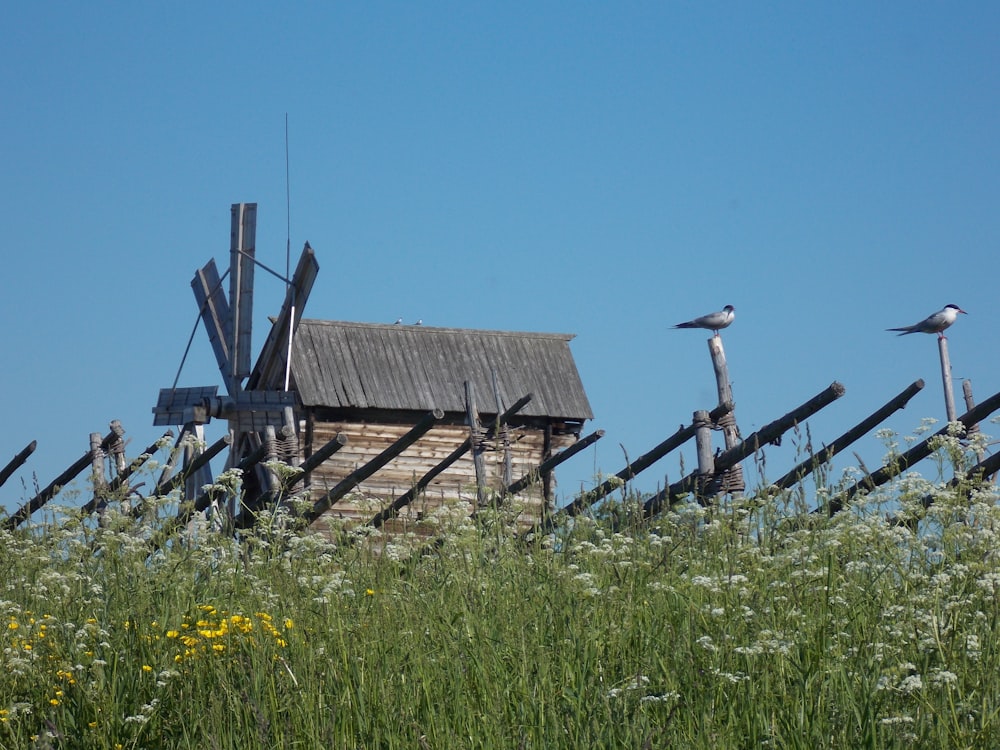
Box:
[79,430,173,517]
[502,429,605,497]
[555,401,734,523]
[0,440,37,491]
[465,381,487,504]
[185,424,215,502]
[769,379,925,492]
[643,382,846,520]
[152,434,232,499]
[301,409,445,526]
[4,429,121,530]
[152,442,271,551]
[296,432,349,476]
[364,397,533,529]
[709,337,740,445]
[911,448,1000,515]
[90,433,106,492]
[961,380,987,466]
[962,380,980,434]
[247,243,319,390]
[106,419,127,476]
[826,388,1000,515]
[694,410,715,500]
[90,432,107,519]
[939,336,956,422]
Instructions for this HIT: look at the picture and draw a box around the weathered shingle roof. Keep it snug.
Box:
[290,320,593,420]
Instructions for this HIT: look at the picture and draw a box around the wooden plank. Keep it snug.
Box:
[289,320,594,419]
[80,430,173,517]
[643,382,847,521]
[0,440,36,490]
[503,429,604,496]
[465,381,487,504]
[247,243,320,390]
[939,336,956,421]
[826,387,1000,515]
[769,379,925,492]
[230,202,257,384]
[191,260,232,381]
[5,429,121,530]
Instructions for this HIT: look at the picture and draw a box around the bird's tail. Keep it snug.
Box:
[886,327,915,336]
[673,322,696,329]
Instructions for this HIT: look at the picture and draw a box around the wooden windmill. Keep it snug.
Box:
[152,203,319,507]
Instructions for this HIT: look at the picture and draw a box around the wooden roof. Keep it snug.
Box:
[290,320,593,421]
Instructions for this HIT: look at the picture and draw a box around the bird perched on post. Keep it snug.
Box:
[673,305,735,335]
[887,304,967,338]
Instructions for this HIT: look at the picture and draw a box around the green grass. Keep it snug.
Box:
[2,429,1000,748]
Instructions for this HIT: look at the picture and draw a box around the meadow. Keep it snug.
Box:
[2,425,1000,748]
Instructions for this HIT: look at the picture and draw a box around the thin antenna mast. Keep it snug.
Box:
[284,113,295,391]
[285,113,291,281]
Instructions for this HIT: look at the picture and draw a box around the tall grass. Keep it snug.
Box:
[2,427,1000,748]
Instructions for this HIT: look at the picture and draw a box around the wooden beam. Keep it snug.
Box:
[825,388,1000,515]
[191,259,232,384]
[643,382,846,520]
[465,381,488,505]
[0,440,36,491]
[151,441,271,553]
[295,432,349,476]
[5,429,121,530]
[554,400,735,522]
[769,379,924,492]
[233,433,350,529]
[916,448,1000,512]
[708,335,742,494]
[939,336,956,421]
[693,411,715,499]
[301,409,445,526]
[80,430,173,517]
[502,429,605,497]
[230,202,257,385]
[247,243,320,390]
[152,433,232,500]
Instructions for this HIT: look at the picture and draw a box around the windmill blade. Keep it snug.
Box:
[230,202,257,385]
[191,260,233,385]
[153,386,220,426]
[153,386,296,432]
[222,390,299,433]
[247,242,320,390]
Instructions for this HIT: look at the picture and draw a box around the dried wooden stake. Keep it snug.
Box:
[939,335,957,422]
[0,440,37,491]
[769,379,925,491]
[643,382,846,520]
[827,388,1000,515]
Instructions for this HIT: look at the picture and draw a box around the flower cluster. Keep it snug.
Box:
[163,605,293,663]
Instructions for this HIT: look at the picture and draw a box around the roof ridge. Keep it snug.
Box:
[299,319,576,341]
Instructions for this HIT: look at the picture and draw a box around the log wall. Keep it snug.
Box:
[302,420,577,534]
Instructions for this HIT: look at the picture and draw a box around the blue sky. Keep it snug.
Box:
[3,3,999,513]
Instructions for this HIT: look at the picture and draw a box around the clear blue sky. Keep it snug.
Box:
[3,2,999,513]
